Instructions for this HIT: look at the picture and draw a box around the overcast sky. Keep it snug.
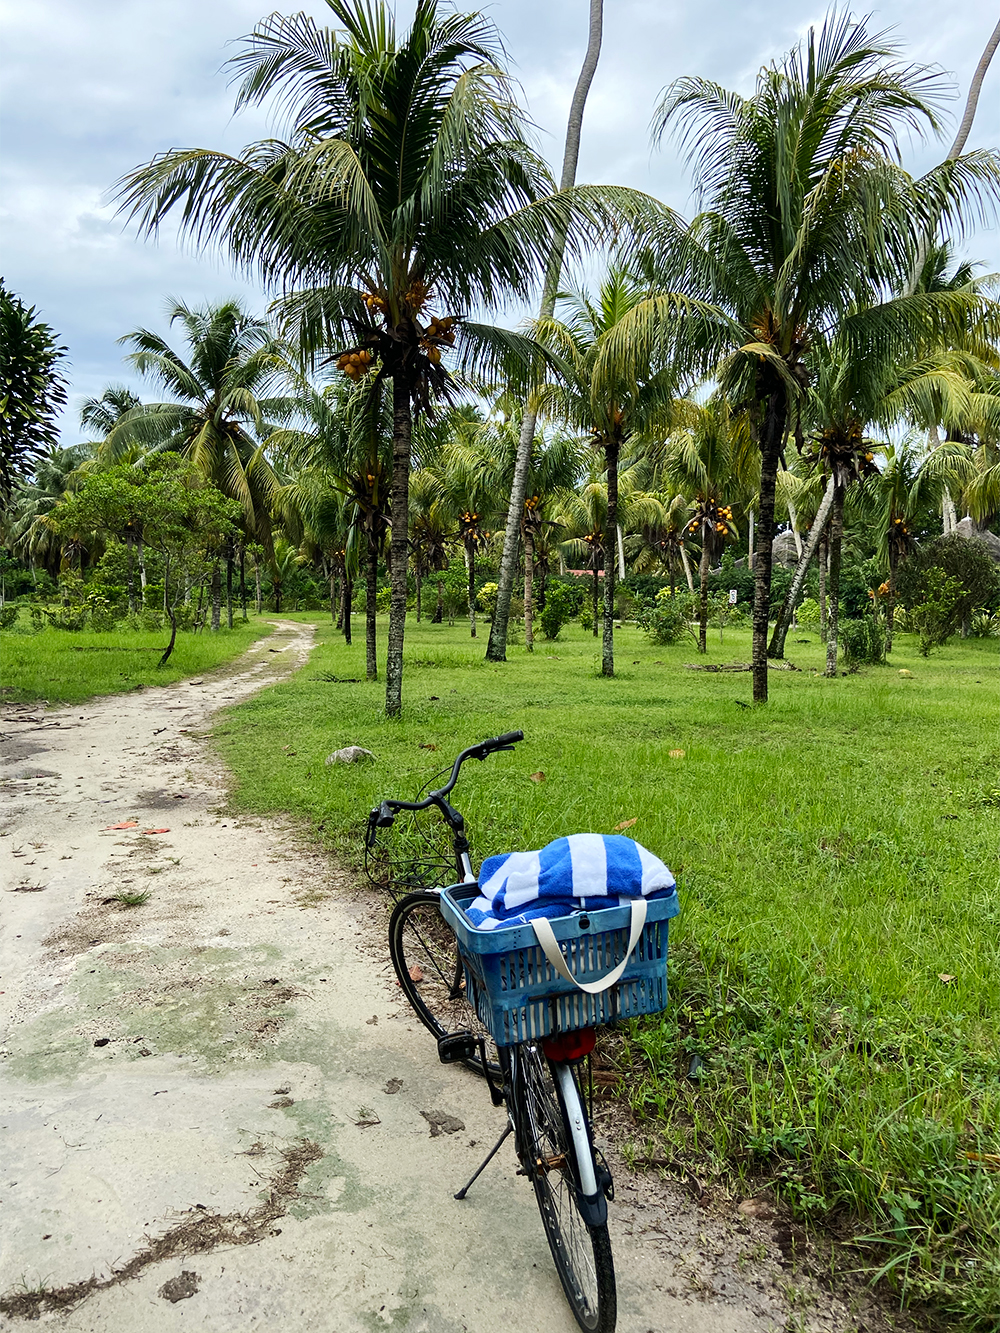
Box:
[2,0,998,443]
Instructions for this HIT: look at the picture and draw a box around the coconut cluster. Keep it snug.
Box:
[337,348,374,379]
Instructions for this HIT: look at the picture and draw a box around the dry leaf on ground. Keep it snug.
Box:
[529,771,546,783]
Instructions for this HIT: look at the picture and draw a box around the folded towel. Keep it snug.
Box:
[464,833,677,931]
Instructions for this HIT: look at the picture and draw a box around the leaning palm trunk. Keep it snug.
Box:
[906,17,1000,294]
[750,390,787,702]
[601,441,619,676]
[698,536,710,653]
[592,562,600,635]
[680,544,695,594]
[524,529,534,652]
[769,476,836,658]
[385,378,412,717]
[818,534,828,639]
[486,0,604,662]
[824,484,846,676]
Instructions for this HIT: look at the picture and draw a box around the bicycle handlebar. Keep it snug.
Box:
[366,730,524,844]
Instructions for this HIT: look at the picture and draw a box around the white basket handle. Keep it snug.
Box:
[530,898,647,995]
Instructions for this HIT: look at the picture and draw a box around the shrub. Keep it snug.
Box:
[897,533,1000,640]
[637,593,691,645]
[0,603,19,630]
[838,617,887,665]
[538,583,577,640]
[795,597,821,629]
[909,569,964,657]
[969,610,1000,638]
[578,605,593,632]
[477,582,499,619]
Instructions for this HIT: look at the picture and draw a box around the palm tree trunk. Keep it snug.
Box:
[886,548,897,654]
[680,544,695,594]
[385,376,411,716]
[330,567,338,626]
[602,440,619,676]
[906,18,1000,294]
[211,562,221,631]
[254,560,262,615]
[416,567,422,622]
[239,547,248,621]
[524,528,535,652]
[467,545,477,639]
[158,552,178,667]
[366,534,378,680]
[434,580,443,623]
[125,533,137,615]
[343,577,353,645]
[769,476,836,658]
[226,549,234,629]
[818,535,828,641]
[698,534,710,653]
[592,562,599,636]
[824,484,846,676]
[486,0,604,663]
[751,389,786,703]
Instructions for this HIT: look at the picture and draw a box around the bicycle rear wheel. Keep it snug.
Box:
[511,1044,616,1333]
[388,891,498,1077]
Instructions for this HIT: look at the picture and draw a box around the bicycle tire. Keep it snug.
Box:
[511,1044,616,1333]
[388,891,499,1078]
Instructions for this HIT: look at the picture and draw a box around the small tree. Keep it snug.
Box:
[0,280,68,507]
[897,533,1000,646]
[50,458,239,664]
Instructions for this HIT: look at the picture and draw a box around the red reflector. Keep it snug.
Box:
[541,1028,596,1062]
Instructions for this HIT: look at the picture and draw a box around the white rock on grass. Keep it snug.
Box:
[325,746,376,765]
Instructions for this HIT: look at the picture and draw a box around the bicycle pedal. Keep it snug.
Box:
[437,1031,477,1063]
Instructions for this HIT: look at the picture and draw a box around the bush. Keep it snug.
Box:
[969,610,1000,638]
[636,592,692,645]
[909,569,964,656]
[477,582,499,619]
[0,603,19,630]
[897,534,1000,641]
[838,618,887,665]
[796,597,821,629]
[538,583,577,640]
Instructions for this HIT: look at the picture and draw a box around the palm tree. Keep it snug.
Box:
[536,269,680,675]
[554,465,665,634]
[657,401,755,652]
[487,0,605,662]
[861,439,971,650]
[116,0,652,714]
[408,468,451,623]
[6,445,92,581]
[271,374,390,678]
[99,299,285,629]
[646,12,1000,701]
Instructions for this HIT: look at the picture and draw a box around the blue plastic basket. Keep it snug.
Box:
[438,884,680,1046]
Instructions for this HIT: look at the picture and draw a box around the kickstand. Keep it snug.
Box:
[454,1123,512,1200]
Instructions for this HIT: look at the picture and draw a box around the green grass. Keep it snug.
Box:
[0,615,274,705]
[215,614,1000,1327]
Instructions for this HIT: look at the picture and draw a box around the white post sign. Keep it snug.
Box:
[728,588,738,605]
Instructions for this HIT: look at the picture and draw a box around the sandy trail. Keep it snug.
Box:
[1,624,879,1332]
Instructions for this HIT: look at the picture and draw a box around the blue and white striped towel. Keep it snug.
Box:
[463,833,677,931]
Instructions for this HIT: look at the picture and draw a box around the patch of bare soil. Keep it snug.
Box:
[0,1140,323,1321]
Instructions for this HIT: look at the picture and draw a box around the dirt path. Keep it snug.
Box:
[1,625,896,1333]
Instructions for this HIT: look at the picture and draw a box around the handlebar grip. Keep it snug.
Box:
[494,730,524,746]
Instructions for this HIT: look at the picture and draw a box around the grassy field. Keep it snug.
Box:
[213,615,996,1326]
[0,614,274,704]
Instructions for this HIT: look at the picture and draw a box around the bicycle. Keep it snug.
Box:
[366,732,679,1333]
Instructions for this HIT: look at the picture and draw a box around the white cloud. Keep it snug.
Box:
[1,0,997,442]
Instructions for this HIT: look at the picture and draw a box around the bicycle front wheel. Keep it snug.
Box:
[511,1044,616,1333]
[388,891,498,1077]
